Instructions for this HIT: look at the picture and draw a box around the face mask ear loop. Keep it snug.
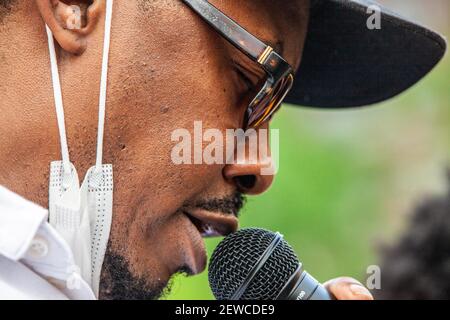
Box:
[94,0,114,176]
[46,25,72,191]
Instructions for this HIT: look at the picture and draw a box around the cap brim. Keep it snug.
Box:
[285,0,447,108]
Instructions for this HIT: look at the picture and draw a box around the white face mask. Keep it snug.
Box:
[46,0,114,297]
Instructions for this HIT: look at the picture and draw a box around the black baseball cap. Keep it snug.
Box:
[285,0,447,108]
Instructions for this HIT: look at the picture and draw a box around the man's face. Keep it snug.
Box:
[1,0,307,299]
[95,0,309,299]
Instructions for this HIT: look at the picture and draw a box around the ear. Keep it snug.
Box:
[35,0,104,55]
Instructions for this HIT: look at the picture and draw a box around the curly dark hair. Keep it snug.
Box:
[375,174,450,300]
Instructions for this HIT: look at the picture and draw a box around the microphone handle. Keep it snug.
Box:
[289,271,333,300]
[308,274,333,300]
[278,266,334,300]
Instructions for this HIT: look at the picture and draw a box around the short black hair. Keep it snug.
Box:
[375,172,450,300]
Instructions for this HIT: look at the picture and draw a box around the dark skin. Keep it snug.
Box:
[0,0,373,299]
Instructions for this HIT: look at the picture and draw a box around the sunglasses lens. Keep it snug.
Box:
[247,74,293,128]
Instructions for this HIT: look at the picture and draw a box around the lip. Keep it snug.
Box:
[180,208,238,275]
[183,208,239,238]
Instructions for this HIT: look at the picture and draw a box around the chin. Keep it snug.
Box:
[99,248,181,300]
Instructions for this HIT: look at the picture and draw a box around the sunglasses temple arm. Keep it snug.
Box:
[182,0,269,62]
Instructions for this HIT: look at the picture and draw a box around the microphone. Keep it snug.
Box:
[208,228,333,300]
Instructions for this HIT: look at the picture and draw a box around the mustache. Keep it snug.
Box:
[190,191,246,218]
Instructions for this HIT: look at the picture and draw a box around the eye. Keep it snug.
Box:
[234,66,255,92]
[232,60,259,94]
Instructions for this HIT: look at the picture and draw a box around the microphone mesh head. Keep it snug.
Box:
[208,228,299,300]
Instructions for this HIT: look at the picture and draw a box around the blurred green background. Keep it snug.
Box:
[167,0,449,300]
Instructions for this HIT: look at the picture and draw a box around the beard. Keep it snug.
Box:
[98,247,180,300]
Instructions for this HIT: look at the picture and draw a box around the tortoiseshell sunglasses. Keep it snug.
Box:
[182,0,295,129]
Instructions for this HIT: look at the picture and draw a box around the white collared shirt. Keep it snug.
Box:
[0,186,95,300]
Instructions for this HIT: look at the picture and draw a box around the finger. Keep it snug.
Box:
[324,277,374,300]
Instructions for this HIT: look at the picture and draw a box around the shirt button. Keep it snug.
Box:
[27,236,49,258]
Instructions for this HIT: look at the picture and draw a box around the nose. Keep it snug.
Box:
[223,123,275,195]
[223,163,275,195]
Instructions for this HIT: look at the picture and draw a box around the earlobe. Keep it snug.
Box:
[35,0,104,55]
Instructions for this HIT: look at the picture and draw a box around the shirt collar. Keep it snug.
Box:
[0,185,96,300]
[0,186,48,261]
